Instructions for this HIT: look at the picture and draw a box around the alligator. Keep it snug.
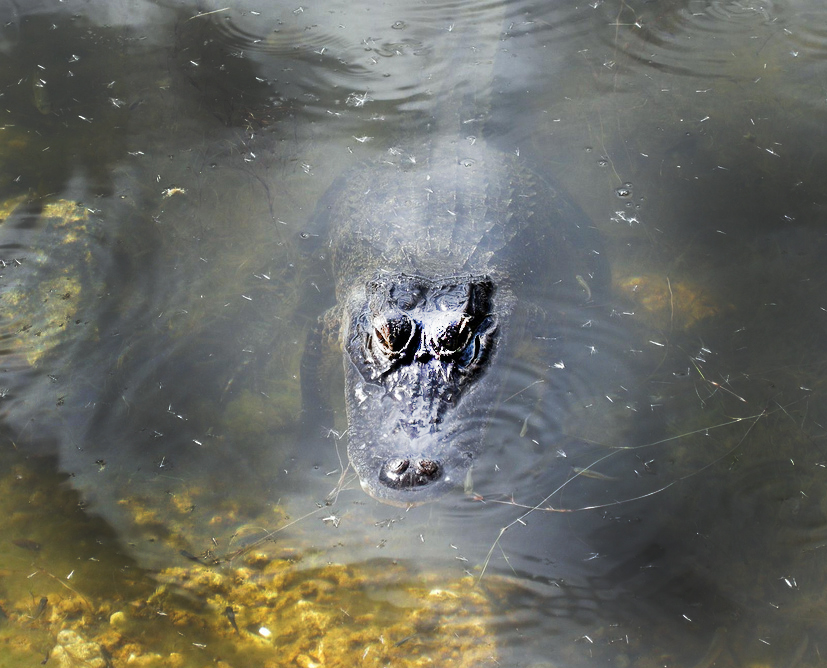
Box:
[304,22,604,506]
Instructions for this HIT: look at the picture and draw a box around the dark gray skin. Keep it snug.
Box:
[313,136,600,506]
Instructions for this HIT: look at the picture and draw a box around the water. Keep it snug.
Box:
[1,0,826,666]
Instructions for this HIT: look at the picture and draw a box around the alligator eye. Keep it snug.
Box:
[372,314,416,356]
[432,316,473,358]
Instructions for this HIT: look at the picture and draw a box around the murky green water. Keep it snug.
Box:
[1,0,827,666]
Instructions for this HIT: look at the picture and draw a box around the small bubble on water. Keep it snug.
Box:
[598,157,609,166]
[391,21,407,30]
[616,183,633,198]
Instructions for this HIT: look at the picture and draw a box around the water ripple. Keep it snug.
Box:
[588,0,818,78]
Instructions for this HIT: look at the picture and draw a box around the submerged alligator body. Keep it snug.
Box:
[303,13,604,506]
[311,134,602,505]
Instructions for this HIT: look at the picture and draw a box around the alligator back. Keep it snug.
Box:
[326,139,598,307]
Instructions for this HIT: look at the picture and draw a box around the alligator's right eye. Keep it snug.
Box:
[372,314,416,357]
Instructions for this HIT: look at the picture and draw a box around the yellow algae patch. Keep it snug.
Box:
[112,481,287,563]
[615,274,731,331]
[0,194,28,221]
[21,275,82,366]
[0,545,498,667]
[41,199,92,244]
[153,558,498,668]
[41,199,90,225]
[0,198,97,366]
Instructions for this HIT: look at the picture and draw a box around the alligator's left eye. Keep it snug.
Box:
[372,314,416,357]
[432,316,473,358]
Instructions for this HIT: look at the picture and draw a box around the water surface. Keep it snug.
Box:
[1,0,826,666]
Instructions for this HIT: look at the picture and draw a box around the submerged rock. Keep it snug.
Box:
[615,273,731,331]
[51,629,106,668]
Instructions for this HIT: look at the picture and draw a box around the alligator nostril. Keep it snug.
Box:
[380,457,442,489]
[388,458,410,475]
[416,459,439,479]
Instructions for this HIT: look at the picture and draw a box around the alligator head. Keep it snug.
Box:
[343,273,499,505]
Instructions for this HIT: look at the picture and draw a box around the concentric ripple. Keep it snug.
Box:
[588,0,805,78]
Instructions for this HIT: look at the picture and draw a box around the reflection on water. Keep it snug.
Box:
[1,0,827,666]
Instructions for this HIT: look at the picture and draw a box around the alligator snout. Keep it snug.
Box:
[379,457,442,490]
